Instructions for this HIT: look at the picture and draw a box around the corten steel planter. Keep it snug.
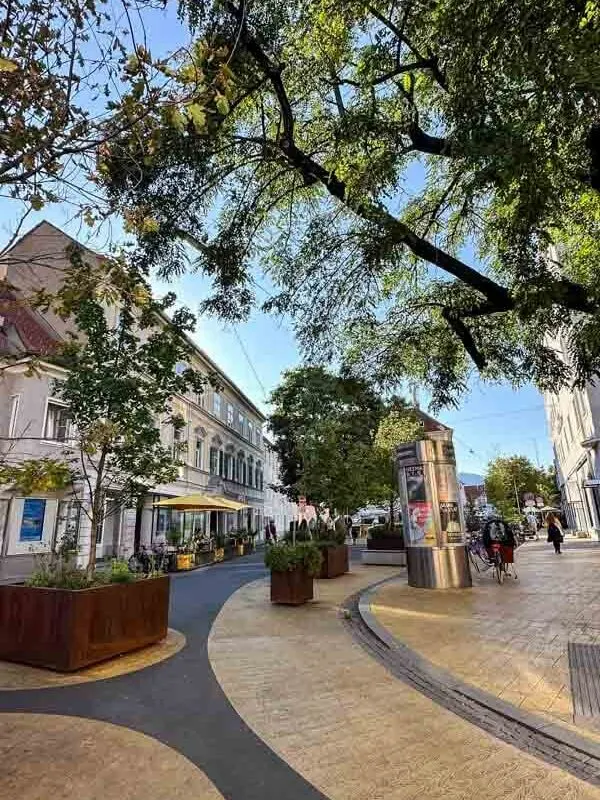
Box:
[318,544,349,579]
[0,575,170,672]
[270,568,313,605]
[367,536,405,551]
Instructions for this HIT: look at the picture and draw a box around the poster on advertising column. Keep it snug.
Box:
[404,465,435,545]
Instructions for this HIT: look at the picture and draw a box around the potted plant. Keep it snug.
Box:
[366,523,405,550]
[0,554,169,671]
[312,517,350,579]
[214,533,225,561]
[265,542,323,605]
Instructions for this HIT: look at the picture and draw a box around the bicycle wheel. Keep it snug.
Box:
[495,554,504,584]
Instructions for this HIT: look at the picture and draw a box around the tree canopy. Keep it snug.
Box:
[269,366,384,510]
[96,0,600,407]
[269,365,421,513]
[485,455,559,521]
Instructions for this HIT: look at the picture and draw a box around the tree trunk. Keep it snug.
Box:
[87,448,107,576]
[389,457,395,529]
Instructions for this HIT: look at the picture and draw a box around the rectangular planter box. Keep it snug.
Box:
[0,575,170,672]
[367,536,405,551]
[270,568,313,605]
[318,544,349,579]
[195,550,215,566]
[176,553,194,570]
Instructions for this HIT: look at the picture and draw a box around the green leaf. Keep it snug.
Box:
[187,103,206,131]
[215,94,230,115]
[0,57,18,72]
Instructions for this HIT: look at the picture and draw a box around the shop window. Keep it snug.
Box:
[19,498,46,542]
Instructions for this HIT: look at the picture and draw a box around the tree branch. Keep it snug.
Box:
[441,308,487,369]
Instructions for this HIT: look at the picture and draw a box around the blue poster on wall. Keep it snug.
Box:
[19,499,46,542]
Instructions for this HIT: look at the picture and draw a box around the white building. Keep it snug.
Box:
[0,222,266,577]
[543,332,600,537]
[262,437,298,537]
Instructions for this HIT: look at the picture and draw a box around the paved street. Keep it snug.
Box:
[372,539,600,735]
[3,545,600,799]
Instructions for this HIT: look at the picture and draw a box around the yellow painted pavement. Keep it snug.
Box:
[209,563,600,800]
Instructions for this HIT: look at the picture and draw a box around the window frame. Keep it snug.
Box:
[43,399,73,443]
[194,438,203,469]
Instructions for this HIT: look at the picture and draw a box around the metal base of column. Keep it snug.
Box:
[406,545,472,589]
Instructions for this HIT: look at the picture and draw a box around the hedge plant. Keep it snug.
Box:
[264,542,323,576]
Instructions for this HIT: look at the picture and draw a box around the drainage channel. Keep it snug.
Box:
[342,589,600,787]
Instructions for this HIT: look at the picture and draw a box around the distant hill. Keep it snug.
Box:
[458,472,485,486]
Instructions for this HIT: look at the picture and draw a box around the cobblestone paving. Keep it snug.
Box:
[371,540,600,733]
[209,565,600,800]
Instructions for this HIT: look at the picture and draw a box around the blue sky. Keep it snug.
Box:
[0,1,555,479]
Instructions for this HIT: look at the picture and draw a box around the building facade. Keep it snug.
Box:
[0,222,266,574]
[262,438,298,537]
[543,334,600,537]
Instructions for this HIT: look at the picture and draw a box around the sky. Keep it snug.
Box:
[0,1,555,480]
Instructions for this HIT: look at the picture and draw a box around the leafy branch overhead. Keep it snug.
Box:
[95,0,600,406]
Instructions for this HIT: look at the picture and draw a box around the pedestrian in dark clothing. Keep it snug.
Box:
[269,519,277,542]
[547,513,563,554]
[264,521,271,545]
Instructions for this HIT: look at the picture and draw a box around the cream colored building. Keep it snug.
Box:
[262,437,298,537]
[0,222,265,576]
[543,333,600,537]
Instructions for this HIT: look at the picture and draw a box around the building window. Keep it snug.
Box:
[44,401,72,442]
[19,498,46,542]
[218,449,224,477]
[224,452,232,480]
[255,428,262,447]
[238,410,244,432]
[54,499,81,549]
[248,421,253,443]
[197,390,205,408]
[214,392,221,417]
[242,458,247,485]
[248,457,254,487]
[209,447,218,475]
[194,438,203,469]
[227,403,234,427]
[8,394,20,437]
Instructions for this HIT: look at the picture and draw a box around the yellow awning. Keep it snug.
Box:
[153,493,249,512]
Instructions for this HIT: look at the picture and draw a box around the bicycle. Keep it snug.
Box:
[467,534,517,584]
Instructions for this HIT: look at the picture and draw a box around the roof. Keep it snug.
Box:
[2,220,266,421]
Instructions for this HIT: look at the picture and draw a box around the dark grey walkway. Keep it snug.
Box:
[0,553,327,800]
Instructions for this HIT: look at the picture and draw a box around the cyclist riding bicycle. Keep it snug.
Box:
[482,518,517,566]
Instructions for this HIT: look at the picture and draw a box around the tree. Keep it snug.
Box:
[269,366,384,512]
[374,404,423,526]
[485,455,559,521]
[98,0,600,407]
[1,248,207,572]
[0,0,229,256]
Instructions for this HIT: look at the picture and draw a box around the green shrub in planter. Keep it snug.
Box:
[264,542,323,576]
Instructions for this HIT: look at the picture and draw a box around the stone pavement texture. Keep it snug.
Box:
[371,540,600,734]
[2,713,225,800]
[209,563,600,800]
[0,554,328,800]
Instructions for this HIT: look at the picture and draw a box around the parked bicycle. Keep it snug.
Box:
[467,519,518,584]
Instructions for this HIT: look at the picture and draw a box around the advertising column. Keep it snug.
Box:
[397,430,471,589]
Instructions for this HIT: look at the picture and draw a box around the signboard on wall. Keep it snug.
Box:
[19,498,46,542]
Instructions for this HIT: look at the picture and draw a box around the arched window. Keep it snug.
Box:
[248,456,254,487]
[194,426,206,470]
[256,461,262,491]
[211,435,223,476]
[224,444,235,480]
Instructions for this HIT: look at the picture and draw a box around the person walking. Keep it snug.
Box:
[264,520,272,545]
[547,513,564,554]
[269,519,277,543]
